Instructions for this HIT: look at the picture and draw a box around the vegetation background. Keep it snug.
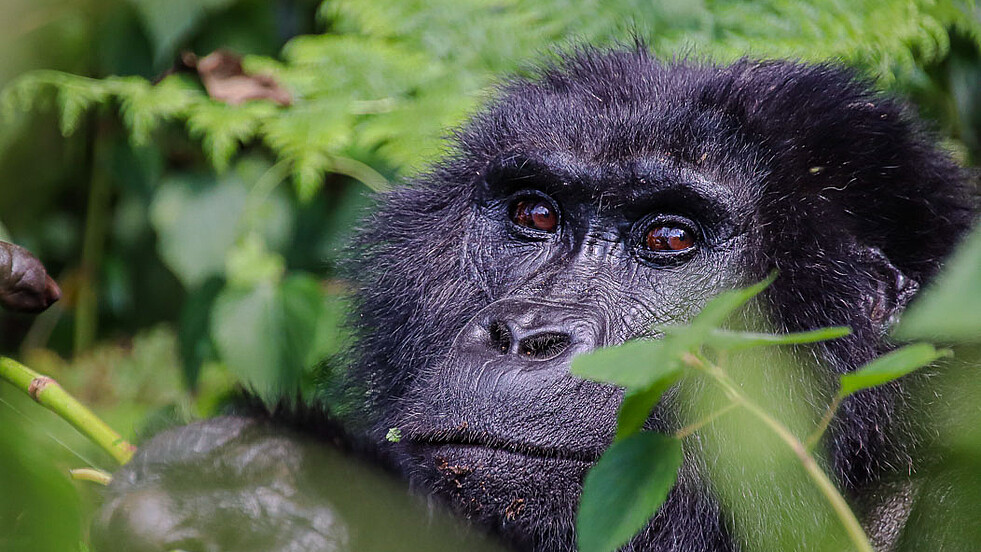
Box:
[0,1,978,551]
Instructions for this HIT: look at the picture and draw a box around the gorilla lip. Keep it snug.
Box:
[403,427,601,464]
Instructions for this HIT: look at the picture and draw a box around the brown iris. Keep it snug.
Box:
[511,199,558,232]
[645,225,694,252]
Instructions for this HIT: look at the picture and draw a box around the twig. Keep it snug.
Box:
[805,395,842,451]
[681,353,874,552]
[0,357,135,465]
[70,467,113,485]
[675,402,739,439]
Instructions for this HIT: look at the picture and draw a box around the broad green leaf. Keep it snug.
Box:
[838,343,952,398]
[615,374,681,441]
[577,432,683,552]
[705,327,851,351]
[225,235,286,288]
[279,275,329,369]
[178,277,223,387]
[691,272,777,330]
[151,166,293,288]
[210,274,327,404]
[895,225,981,343]
[150,175,248,287]
[571,340,682,390]
[211,281,282,400]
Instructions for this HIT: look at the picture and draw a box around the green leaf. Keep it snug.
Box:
[572,340,682,390]
[225,234,286,288]
[838,343,951,398]
[211,282,282,400]
[691,272,777,330]
[895,225,981,343]
[150,175,249,287]
[279,275,329,370]
[210,274,327,405]
[615,374,681,441]
[178,277,223,387]
[186,101,269,171]
[577,432,683,552]
[704,326,851,351]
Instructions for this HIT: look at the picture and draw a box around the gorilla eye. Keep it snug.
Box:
[644,224,695,253]
[510,198,558,233]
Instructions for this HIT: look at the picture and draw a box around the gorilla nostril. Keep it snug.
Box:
[517,332,571,361]
[488,321,512,354]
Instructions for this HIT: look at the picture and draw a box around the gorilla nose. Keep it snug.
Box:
[488,320,572,361]
[462,299,607,364]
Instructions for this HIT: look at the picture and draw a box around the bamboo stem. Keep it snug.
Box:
[0,357,135,465]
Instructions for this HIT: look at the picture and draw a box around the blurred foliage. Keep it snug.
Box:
[573,222,981,551]
[0,405,84,552]
[0,0,978,551]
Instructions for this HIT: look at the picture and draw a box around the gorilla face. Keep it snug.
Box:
[390,155,756,539]
[349,48,973,552]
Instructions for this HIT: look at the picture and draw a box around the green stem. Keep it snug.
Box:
[682,353,874,552]
[675,402,739,439]
[70,467,113,485]
[75,128,111,356]
[328,155,390,193]
[0,357,135,465]
[246,159,291,208]
[805,395,842,452]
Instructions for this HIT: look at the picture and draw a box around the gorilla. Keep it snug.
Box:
[93,47,975,552]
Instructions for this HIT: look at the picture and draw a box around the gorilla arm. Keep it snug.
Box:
[92,417,506,552]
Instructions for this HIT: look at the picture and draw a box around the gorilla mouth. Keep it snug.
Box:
[404,428,600,464]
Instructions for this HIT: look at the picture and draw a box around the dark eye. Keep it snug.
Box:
[645,225,695,252]
[510,199,558,233]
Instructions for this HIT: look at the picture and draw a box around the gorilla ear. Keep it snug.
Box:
[857,246,919,335]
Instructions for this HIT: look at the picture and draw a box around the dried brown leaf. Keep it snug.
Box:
[183,49,291,106]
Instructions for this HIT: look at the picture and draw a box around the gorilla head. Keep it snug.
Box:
[346,48,974,550]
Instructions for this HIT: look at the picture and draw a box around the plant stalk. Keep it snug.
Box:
[805,395,843,451]
[682,353,874,552]
[75,125,111,356]
[0,357,135,465]
[70,467,113,485]
[675,402,739,439]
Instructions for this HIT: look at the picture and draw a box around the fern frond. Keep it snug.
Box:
[2,0,977,199]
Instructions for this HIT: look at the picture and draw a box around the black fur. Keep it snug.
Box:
[342,47,974,550]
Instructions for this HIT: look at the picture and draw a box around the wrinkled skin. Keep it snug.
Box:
[95,49,975,552]
[0,241,61,313]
